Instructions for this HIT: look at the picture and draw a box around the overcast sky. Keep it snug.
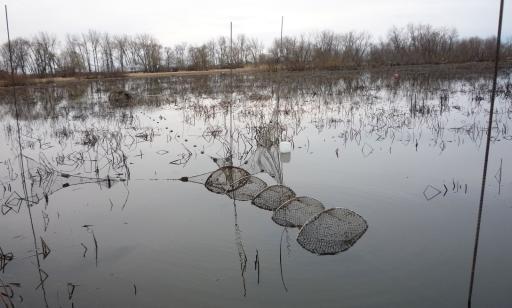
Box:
[2,0,511,46]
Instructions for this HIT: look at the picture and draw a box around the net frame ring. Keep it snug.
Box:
[271,196,325,228]
[297,207,368,255]
[205,166,251,194]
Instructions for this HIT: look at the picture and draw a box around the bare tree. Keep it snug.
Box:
[1,38,31,74]
[87,30,101,72]
[100,33,115,72]
[114,35,129,72]
[125,34,162,72]
[59,34,85,74]
[246,37,264,64]
[216,37,229,68]
[164,46,175,70]
[79,33,92,72]
[387,26,407,65]
[187,44,209,70]
[30,32,59,76]
[173,43,187,70]
[0,23,507,77]
[205,39,217,67]
[270,35,313,70]
[340,31,371,66]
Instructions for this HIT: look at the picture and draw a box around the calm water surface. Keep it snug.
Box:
[0,70,511,307]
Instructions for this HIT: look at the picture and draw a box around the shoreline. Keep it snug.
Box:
[0,61,510,88]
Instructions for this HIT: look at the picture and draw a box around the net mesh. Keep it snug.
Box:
[244,146,282,183]
[272,197,325,227]
[182,171,213,185]
[1,155,115,212]
[24,155,114,197]
[204,166,251,194]
[211,156,233,169]
[252,185,296,211]
[226,175,267,201]
[297,208,368,255]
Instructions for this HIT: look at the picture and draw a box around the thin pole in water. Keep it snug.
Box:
[5,5,15,85]
[276,16,285,184]
[5,5,49,307]
[4,4,29,209]
[229,21,233,160]
[280,16,283,58]
[230,21,233,70]
[468,0,505,306]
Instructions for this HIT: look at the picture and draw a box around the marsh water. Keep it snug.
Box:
[0,69,511,307]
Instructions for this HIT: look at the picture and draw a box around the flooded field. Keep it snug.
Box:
[0,69,511,307]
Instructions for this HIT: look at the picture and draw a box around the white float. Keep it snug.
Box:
[279,141,292,153]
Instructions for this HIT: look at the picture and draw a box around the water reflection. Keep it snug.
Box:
[0,69,511,307]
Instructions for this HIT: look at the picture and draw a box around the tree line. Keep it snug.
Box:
[1,24,511,77]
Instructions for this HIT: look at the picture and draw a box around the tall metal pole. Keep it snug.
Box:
[468,0,505,306]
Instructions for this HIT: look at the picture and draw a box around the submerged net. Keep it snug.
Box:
[204,166,251,194]
[199,166,267,201]
[1,155,117,212]
[252,185,296,211]
[272,197,325,227]
[211,156,233,169]
[244,146,282,183]
[226,175,267,201]
[24,155,115,196]
[297,208,368,255]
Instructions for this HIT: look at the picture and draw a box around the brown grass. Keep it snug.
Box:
[1,61,510,88]
[0,67,263,88]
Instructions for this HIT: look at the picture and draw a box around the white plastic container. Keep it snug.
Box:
[279,141,292,153]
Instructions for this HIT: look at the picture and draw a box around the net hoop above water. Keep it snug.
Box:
[204,166,251,194]
[271,196,325,227]
[252,185,296,211]
[297,208,368,255]
[226,175,267,201]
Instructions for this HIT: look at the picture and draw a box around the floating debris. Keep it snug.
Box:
[361,143,374,157]
[80,243,88,258]
[0,247,14,272]
[67,282,78,300]
[40,237,51,259]
[423,185,442,201]
[156,150,169,155]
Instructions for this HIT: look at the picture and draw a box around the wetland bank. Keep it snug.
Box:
[0,67,512,307]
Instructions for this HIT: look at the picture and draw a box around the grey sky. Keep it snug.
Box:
[2,0,510,47]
